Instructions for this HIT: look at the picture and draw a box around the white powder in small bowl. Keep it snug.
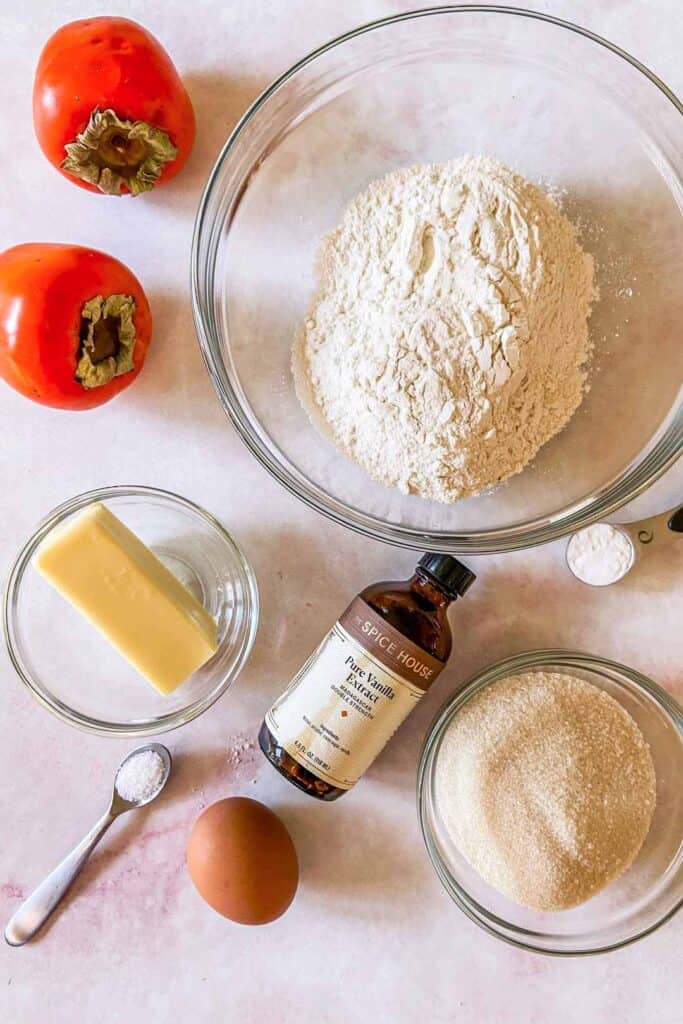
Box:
[116,749,166,804]
[567,523,634,585]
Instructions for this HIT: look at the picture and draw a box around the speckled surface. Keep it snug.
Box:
[0,2,681,1021]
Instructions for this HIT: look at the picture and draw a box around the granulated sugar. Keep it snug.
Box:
[436,672,656,910]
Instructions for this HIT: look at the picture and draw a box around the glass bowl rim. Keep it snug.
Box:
[417,647,683,955]
[191,3,683,555]
[3,484,260,738]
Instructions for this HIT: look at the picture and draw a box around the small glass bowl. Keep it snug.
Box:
[418,650,683,955]
[4,486,259,737]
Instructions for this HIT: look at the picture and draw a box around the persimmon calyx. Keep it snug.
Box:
[76,294,137,388]
[62,108,178,196]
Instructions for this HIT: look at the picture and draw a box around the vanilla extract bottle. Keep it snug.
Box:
[258,554,475,800]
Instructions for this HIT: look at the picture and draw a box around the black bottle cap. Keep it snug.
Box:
[418,553,476,598]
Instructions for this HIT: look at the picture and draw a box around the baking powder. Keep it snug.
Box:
[566,523,634,586]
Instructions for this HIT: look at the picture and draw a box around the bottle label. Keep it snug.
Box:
[265,596,446,790]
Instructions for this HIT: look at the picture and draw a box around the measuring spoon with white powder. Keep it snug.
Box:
[566,503,683,586]
[5,744,171,947]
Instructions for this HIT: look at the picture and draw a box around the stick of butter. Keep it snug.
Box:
[34,503,218,695]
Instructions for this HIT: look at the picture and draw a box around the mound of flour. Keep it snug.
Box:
[293,156,597,503]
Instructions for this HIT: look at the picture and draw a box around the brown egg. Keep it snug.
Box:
[186,797,299,925]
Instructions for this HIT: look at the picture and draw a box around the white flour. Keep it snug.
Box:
[293,156,597,502]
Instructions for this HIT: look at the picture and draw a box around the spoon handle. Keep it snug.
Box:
[4,809,115,947]
[667,504,683,534]
[626,502,683,548]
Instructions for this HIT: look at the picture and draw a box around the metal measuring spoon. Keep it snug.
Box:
[4,743,171,947]
[566,502,683,586]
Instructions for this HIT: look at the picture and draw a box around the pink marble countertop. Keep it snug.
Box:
[1,1,680,1021]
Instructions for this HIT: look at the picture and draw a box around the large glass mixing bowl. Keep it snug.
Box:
[192,7,683,553]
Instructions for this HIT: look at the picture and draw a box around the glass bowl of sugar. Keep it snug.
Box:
[4,486,259,736]
[418,649,683,955]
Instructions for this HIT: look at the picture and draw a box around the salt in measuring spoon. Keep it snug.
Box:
[566,503,683,587]
[4,743,171,947]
